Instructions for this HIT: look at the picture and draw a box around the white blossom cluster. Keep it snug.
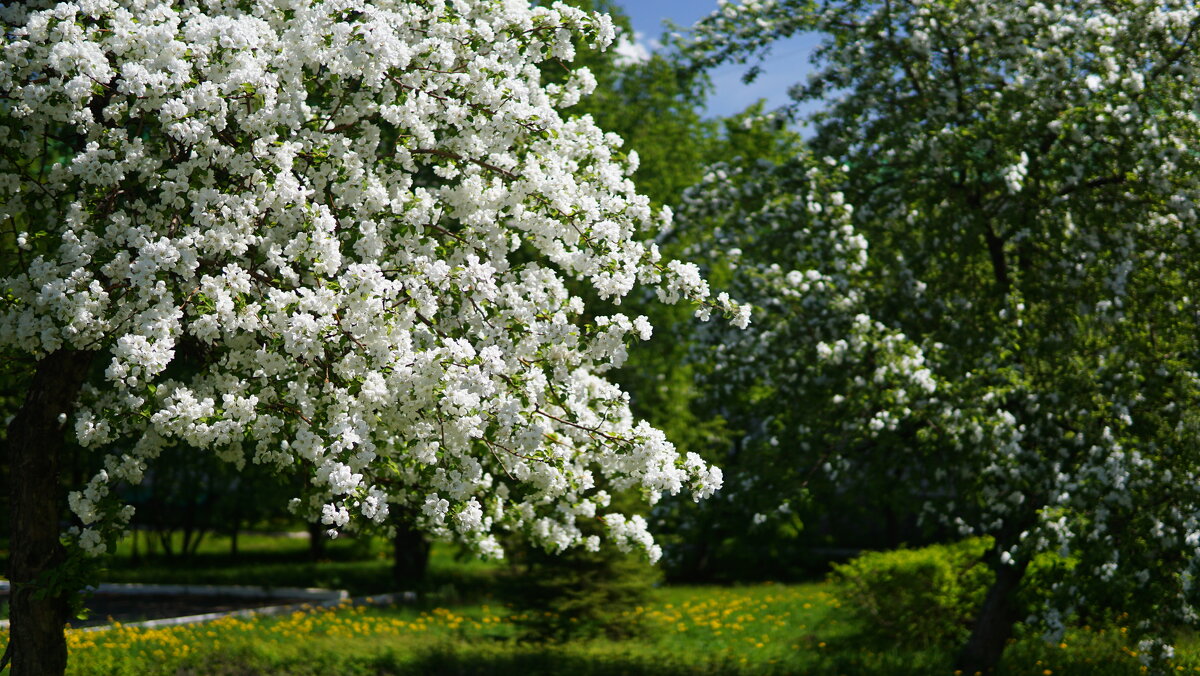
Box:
[0,0,744,559]
[680,0,1200,652]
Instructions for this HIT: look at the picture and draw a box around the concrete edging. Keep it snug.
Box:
[0,583,419,631]
[73,589,418,632]
[0,580,345,602]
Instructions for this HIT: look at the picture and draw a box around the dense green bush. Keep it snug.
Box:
[830,538,994,647]
[502,542,661,642]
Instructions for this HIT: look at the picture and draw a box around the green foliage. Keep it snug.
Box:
[30,538,111,622]
[549,0,725,210]
[674,3,1200,665]
[502,543,660,642]
[49,580,1183,675]
[830,538,994,647]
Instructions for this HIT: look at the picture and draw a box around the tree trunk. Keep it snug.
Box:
[187,529,206,557]
[158,528,175,557]
[307,521,326,560]
[4,349,92,676]
[392,516,430,587]
[955,555,1031,675]
[229,492,242,558]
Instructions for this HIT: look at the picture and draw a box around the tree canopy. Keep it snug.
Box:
[678,0,1200,669]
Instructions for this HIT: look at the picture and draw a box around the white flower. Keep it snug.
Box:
[1,0,733,565]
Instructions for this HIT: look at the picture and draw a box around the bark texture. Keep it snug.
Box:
[5,350,92,676]
[955,555,1031,674]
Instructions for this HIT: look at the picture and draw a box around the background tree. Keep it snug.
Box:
[0,0,745,672]
[679,0,1200,671]
[664,150,940,582]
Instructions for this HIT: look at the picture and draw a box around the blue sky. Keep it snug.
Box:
[611,0,822,120]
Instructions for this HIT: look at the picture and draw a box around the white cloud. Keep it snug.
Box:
[613,30,652,66]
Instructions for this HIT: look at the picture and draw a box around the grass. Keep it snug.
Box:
[41,581,1200,675]
[3,534,1192,674]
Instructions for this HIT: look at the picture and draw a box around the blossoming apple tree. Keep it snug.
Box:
[0,0,746,672]
[678,0,1200,671]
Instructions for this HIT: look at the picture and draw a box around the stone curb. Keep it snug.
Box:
[0,583,419,631]
[0,580,344,601]
[85,583,347,601]
[71,590,418,632]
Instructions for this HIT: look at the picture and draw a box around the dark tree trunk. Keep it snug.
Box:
[883,505,901,549]
[392,516,430,587]
[187,529,206,557]
[680,537,713,582]
[4,349,92,676]
[307,521,327,560]
[229,491,242,557]
[180,489,197,558]
[955,555,1031,674]
[158,528,175,557]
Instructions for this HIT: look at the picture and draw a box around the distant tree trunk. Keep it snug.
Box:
[955,555,1031,674]
[180,492,198,558]
[187,529,206,557]
[883,505,901,549]
[307,521,326,560]
[158,528,175,557]
[229,492,242,557]
[4,349,92,676]
[392,514,430,587]
[671,512,716,582]
[678,537,713,582]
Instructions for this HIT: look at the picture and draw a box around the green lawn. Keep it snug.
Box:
[0,534,1189,674]
[53,581,1198,675]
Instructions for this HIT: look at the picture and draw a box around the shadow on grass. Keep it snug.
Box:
[790,626,1152,676]
[175,640,952,676]
[177,644,776,676]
